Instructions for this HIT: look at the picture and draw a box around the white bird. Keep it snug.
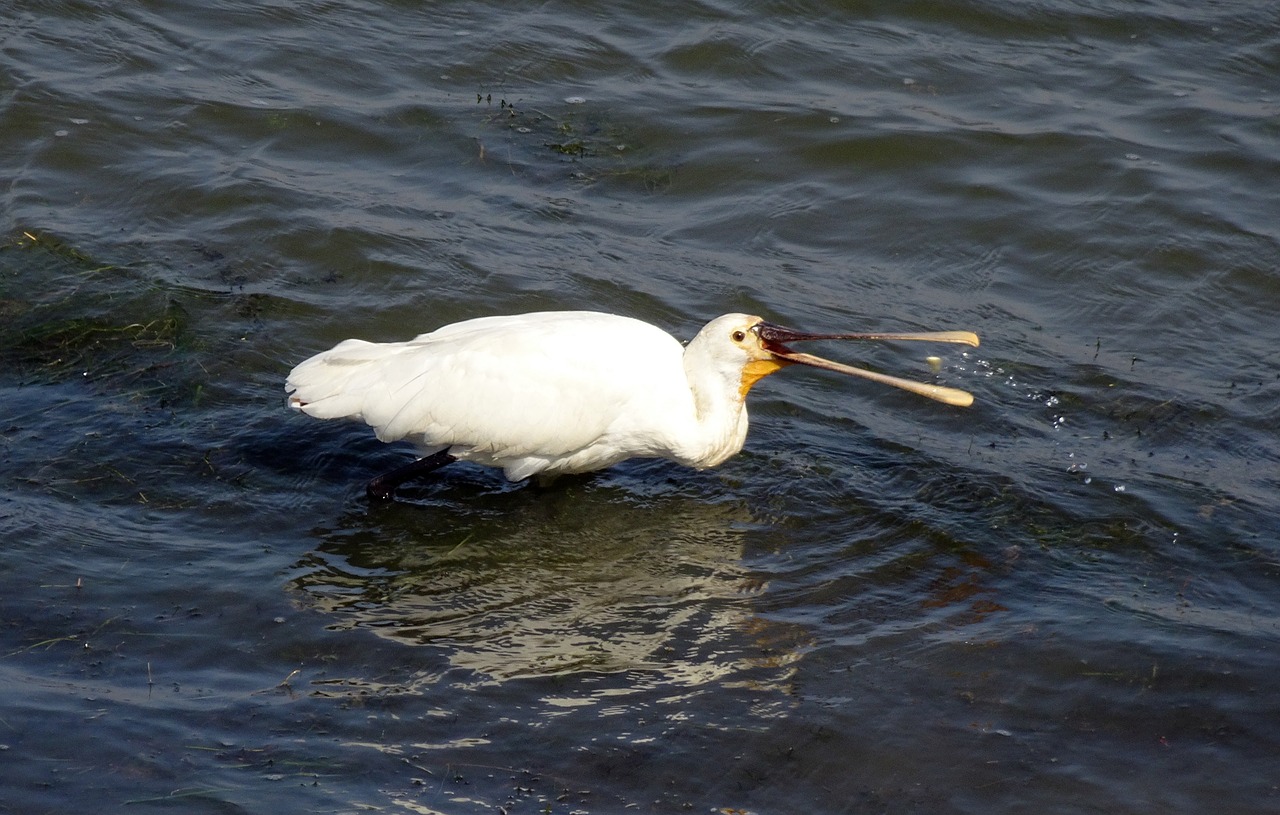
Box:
[285,311,979,500]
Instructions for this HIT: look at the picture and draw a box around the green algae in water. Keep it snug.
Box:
[0,229,293,507]
[1,230,189,383]
[475,97,676,191]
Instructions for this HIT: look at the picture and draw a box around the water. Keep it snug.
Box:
[3,1,1279,812]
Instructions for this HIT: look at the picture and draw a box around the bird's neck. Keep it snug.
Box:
[678,351,751,469]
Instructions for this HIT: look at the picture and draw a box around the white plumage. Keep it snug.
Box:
[285,310,978,499]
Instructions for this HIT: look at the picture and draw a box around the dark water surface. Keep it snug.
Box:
[3,1,1279,812]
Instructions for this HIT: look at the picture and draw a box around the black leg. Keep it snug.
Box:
[366,450,457,501]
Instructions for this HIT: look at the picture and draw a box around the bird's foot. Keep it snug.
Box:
[366,476,397,502]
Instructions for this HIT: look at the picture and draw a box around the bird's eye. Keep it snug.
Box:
[731,330,746,342]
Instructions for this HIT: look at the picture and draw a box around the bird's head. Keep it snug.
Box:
[692,313,980,406]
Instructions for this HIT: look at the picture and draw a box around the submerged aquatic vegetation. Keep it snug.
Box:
[2,230,186,383]
[475,95,676,191]
[15,312,185,379]
[1,229,290,507]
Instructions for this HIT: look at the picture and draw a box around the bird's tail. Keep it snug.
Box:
[285,338,403,421]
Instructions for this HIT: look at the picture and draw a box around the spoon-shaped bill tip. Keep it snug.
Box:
[839,330,980,347]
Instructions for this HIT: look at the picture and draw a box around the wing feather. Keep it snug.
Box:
[286,312,692,469]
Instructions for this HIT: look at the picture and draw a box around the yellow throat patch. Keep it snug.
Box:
[739,357,791,399]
